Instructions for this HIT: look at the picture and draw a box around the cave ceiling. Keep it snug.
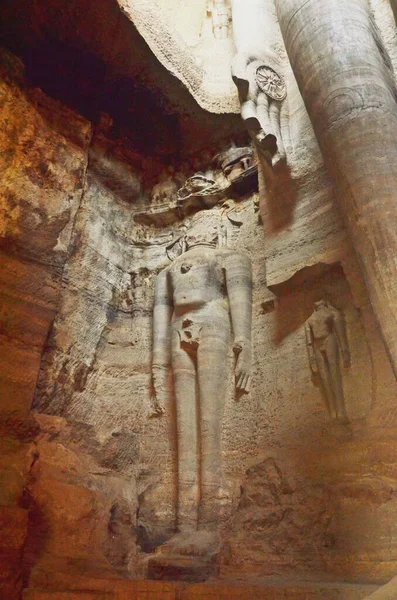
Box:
[0,0,244,158]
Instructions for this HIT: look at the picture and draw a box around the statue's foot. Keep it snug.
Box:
[336,412,350,424]
[256,130,278,157]
[329,407,338,420]
[148,531,221,581]
[157,530,220,558]
[272,152,287,169]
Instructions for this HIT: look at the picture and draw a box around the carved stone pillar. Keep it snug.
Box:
[275,0,397,377]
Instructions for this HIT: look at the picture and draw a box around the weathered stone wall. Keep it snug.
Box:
[31,119,397,593]
[28,126,151,588]
[0,50,91,599]
[21,578,379,600]
[1,1,397,596]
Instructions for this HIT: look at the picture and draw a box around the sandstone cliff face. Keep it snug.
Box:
[0,2,397,597]
[28,112,397,592]
[0,50,91,599]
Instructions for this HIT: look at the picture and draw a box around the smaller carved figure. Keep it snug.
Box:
[207,0,232,40]
[151,180,178,206]
[232,53,286,165]
[177,173,221,201]
[305,300,351,422]
[214,146,255,182]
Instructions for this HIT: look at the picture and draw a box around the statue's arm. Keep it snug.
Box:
[225,252,252,394]
[231,52,251,100]
[153,269,172,366]
[334,309,351,368]
[231,53,278,158]
[151,269,172,415]
[305,321,318,373]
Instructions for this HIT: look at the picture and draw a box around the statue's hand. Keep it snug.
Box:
[233,338,252,395]
[148,397,165,418]
[309,357,318,374]
[149,365,168,418]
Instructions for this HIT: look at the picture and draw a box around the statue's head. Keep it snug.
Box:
[151,180,178,205]
[184,210,224,251]
[214,146,254,182]
[314,299,328,311]
[177,173,217,201]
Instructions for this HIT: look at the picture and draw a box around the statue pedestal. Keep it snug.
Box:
[147,554,219,583]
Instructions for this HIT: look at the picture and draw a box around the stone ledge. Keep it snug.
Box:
[118,0,239,115]
[23,580,379,600]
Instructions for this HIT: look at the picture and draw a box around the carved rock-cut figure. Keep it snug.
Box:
[232,53,286,165]
[305,300,351,422]
[207,0,232,40]
[151,180,178,206]
[177,173,220,201]
[215,146,255,182]
[151,212,252,554]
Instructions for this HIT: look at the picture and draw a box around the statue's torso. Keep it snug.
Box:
[168,247,228,318]
[212,0,230,14]
[308,308,334,341]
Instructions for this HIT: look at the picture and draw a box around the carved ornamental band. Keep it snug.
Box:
[255,65,287,102]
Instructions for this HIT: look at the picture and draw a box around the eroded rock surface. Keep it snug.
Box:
[1,0,397,595]
[0,49,91,598]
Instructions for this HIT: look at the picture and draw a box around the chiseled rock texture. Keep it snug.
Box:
[0,0,397,598]
[0,49,91,599]
[0,0,243,157]
[20,579,379,600]
[118,0,240,113]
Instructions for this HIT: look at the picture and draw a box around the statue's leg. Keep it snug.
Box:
[325,335,347,421]
[197,323,230,530]
[241,99,261,132]
[257,93,276,136]
[269,101,285,159]
[220,13,229,38]
[213,14,221,39]
[172,331,199,533]
[255,93,278,158]
[314,345,337,419]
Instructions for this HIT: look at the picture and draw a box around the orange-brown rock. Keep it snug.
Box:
[1,0,397,596]
[0,48,90,430]
[0,506,29,600]
[22,414,138,591]
[21,578,379,600]
[0,48,91,598]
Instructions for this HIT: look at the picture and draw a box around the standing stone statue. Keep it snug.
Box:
[151,179,178,206]
[151,211,252,554]
[305,300,351,422]
[207,0,232,40]
[230,0,287,168]
[232,53,286,166]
